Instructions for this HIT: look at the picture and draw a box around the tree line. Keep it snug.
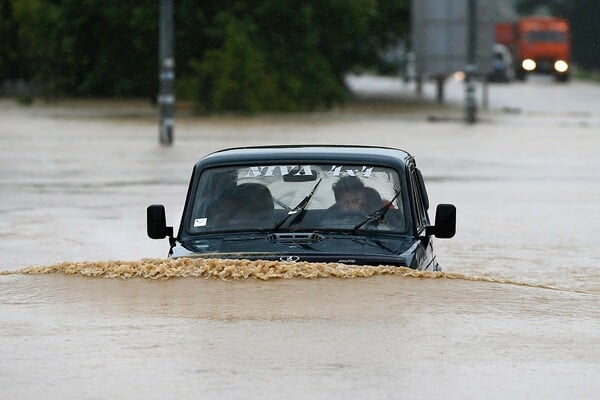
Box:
[2,1,597,111]
[0,0,409,111]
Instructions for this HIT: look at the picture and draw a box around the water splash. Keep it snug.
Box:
[9,258,410,280]
[1,257,591,295]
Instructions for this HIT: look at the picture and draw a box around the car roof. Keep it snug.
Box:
[197,145,414,168]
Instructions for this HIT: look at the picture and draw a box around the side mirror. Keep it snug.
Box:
[427,204,456,238]
[147,205,173,239]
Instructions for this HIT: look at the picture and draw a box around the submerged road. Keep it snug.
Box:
[0,75,599,399]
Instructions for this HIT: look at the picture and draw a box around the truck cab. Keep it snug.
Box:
[516,17,570,82]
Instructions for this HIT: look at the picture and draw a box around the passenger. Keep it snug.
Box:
[364,187,395,213]
[363,186,402,229]
[330,176,367,214]
[323,177,400,229]
[363,187,384,213]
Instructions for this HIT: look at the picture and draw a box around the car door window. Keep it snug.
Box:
[409,167,428,233]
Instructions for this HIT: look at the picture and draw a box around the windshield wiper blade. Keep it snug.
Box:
[352,190,402,233]
[272,178,322,231]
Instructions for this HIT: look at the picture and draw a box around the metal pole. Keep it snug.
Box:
[482,76,489,110]
[436,75,445,103]
[465,0,477,124]
[159,0,174,145]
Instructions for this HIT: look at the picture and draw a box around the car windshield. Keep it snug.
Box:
[188,164,406,233]
[525,30,566,43]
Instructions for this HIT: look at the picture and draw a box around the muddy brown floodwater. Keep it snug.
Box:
[1,77,600,399]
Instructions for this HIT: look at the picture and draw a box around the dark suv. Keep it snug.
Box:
[147,145,456,270]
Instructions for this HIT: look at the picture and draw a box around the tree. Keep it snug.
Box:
[8,0,411,110]
[12,0,158,97]
[0,0,30,80]
[187,0,410,111]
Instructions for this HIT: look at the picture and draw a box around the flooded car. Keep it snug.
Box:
[488,43,515,82]
[147,145,456,270]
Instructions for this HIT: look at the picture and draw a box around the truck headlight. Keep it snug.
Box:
[453,71,465,81]
[554,60,569,73]
[522,59,536,71]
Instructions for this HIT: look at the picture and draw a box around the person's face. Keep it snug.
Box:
[338,190,365,212]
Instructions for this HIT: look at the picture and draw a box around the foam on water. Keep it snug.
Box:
[1,257,585,294]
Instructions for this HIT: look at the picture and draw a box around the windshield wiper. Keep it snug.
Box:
[352,190,402,233]
[272,178,322,231]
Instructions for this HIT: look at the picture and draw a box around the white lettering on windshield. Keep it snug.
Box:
[246,166,267,177]
[246,165,313,177]
[263,166,289,176]
[293,165,313,176]
[246,165,374,177]
[328,165,373,178]
[329,166,343,176]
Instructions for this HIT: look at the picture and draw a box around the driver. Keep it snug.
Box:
[209,183,274,229]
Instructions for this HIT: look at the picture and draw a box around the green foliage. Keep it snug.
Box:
[186,0,406,111]
[189,11,347,112]
[190,17,282,112]
[0,0,27,79]
[10,0,157,97]
[4,0,410,111]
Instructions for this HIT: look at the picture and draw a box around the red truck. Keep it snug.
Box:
[495,16,571,82]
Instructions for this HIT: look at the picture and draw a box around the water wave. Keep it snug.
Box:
[1,257,588,294]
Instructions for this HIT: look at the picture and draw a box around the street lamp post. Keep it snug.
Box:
[159,0,174,145]
[465,0,477,124]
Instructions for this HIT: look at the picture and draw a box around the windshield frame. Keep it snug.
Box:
[180,161,412,238]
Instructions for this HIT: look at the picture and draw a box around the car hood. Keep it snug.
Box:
[171,232,418,267]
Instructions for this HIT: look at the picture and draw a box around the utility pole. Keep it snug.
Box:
[435,75,445,103]
[159,0,174,145]
[465,0,477,124]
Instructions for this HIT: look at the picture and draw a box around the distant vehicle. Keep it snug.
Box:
[495,16,571,82]
[147,145,456,271]
[488,43,514,83]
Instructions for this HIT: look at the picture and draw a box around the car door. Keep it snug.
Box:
[408,165,436,270]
